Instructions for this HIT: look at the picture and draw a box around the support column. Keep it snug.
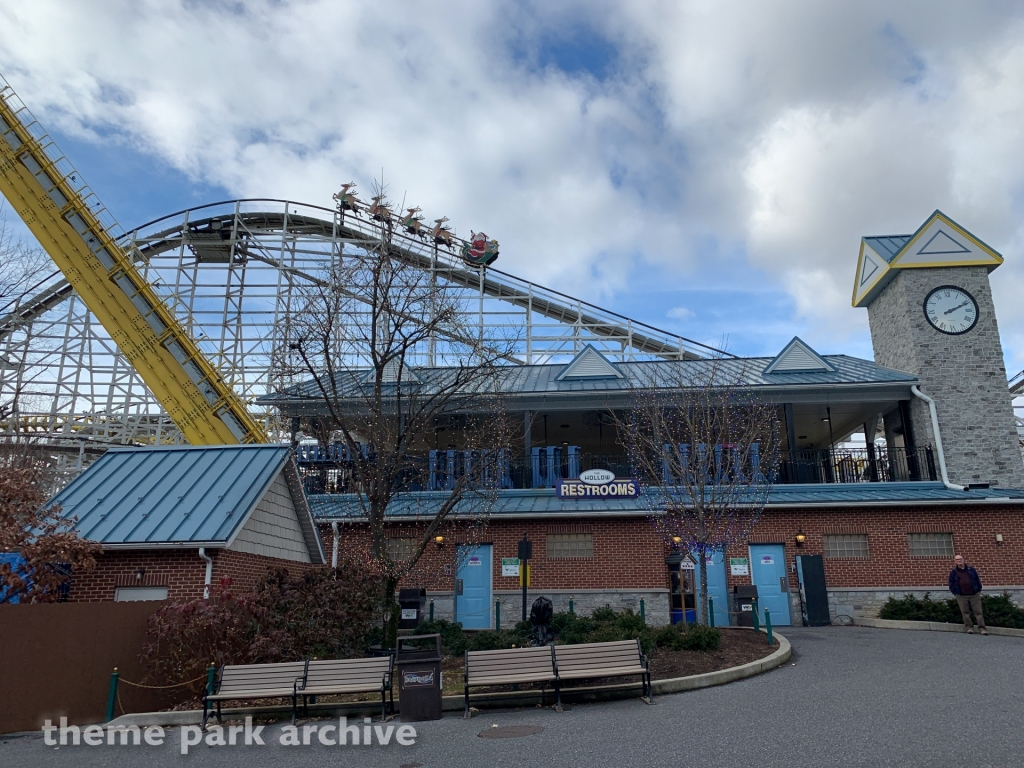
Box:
[523,410,532,489]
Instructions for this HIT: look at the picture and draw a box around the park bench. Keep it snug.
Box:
[202,661,307,728]
[300,656,395,720]
[463,645,558,717]
[553,639,652,705]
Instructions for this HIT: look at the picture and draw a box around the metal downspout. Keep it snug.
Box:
[198,547,213,599]
[910,385,967,491]
[331,522,339,569]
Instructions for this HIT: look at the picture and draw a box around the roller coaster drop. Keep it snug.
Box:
[0,73,723,461]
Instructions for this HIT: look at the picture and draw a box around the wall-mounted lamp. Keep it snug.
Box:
[672,536,682,545]
[995,533,1004,545]
[134,567,146,581]
[434,535,445,548]
[795,531,806,547]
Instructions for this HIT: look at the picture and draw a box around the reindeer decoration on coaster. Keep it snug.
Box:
[332,182,360,215]
[431,217,455,249]
[367,195,393,226]
[460,231,499,266]
[401,207,426,238]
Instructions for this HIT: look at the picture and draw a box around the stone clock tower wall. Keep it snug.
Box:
[867,265,1024,487]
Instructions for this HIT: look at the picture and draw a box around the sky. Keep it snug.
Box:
[3,1,1024,371]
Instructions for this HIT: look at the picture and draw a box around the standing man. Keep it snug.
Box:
[948,555,987,635]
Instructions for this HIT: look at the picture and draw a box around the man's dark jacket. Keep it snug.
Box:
[948,566,982,595]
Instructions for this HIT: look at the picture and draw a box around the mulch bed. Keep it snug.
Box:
[647,628,778,680]
[159,629,778,711]
[440,628,777,696]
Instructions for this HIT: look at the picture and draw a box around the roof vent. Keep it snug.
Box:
[556,345,623,381]
[361,359,421,385]
[763,337,835,374]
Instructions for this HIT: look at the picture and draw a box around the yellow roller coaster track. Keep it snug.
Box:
[0,75,264,445]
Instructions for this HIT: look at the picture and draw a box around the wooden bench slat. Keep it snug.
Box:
[206,687,299,701]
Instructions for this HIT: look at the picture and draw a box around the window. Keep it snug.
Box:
[824,534,869,559]
[907,532,954,558]
[114,586,169,602]
[386,538,417,562]
[546,533,593,559]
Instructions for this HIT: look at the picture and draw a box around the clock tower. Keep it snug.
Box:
[853,210,1024,488]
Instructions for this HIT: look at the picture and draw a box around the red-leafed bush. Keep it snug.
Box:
[142,561,384,698]
[0,449,100,604]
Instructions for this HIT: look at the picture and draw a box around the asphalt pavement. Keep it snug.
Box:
[2,625,1022,768]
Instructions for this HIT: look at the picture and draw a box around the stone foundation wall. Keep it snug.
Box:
[826,586,1024,622]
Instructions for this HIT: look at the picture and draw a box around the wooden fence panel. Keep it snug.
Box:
[0,602,172,734]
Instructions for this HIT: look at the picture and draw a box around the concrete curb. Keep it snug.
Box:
[853,617,1024,638]
[108,630,791,728]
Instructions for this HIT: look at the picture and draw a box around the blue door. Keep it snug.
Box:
[455,544,492,629]
[693,549,729,627]
[749,544,792,626]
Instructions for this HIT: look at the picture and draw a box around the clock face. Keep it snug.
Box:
[923,285,979,335]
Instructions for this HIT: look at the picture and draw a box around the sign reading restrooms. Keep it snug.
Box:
[556,468,640,500]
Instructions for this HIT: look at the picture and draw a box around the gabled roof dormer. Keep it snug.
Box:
[762,337,836,375]
[556,344,623,381]
[852,210,1003,307]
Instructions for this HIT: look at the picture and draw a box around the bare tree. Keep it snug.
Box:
[281,183,517,646]
[618,357,780,624]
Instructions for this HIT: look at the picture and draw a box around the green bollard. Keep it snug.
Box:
[640,597,646,625]
[205,664,216,697]
[105,668,119,722]
[708,596,715,628]
[429,598,435,622]
[568,597,574,614]
[765,609,773,646]
[752,598,760,632]
[495,598,501,631]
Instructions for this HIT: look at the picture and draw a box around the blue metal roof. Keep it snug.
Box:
[309,482,1024,520]
[263,354,916,406]
[864,235,911,263]
[50,445,293,546]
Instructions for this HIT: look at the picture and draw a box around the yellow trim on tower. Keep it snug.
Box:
[888,212,1003,270]
[851,241,891,307]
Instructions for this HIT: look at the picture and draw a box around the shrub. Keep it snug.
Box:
[650,622,721,652]
[142,560,383,696]
[878,592,1024,628]
[413,619,468,656]
[676,623,721,651]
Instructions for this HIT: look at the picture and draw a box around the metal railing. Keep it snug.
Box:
[776,446,936,484]
[296,444,938,494]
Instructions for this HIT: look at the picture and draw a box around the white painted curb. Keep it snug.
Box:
[853,617,1024,638]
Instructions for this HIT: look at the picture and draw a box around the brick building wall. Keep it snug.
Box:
[69,548,318,602]
[323,501,1024,625]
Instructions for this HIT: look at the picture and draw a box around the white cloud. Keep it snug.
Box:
[2,1,1024,362]
[666,306,694,322]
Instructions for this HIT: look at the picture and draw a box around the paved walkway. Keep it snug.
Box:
[3,626,1021,768]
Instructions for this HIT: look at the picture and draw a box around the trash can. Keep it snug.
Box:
[398,588,426,629]
[733,585,759,627]
[396,634,443,722]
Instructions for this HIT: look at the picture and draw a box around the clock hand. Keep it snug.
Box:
[944,301,969,315]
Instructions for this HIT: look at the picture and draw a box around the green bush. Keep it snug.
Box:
[878,592,1024,628]
[414,606,722,656]
[413,619,469,656]
[650,621,721,652]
